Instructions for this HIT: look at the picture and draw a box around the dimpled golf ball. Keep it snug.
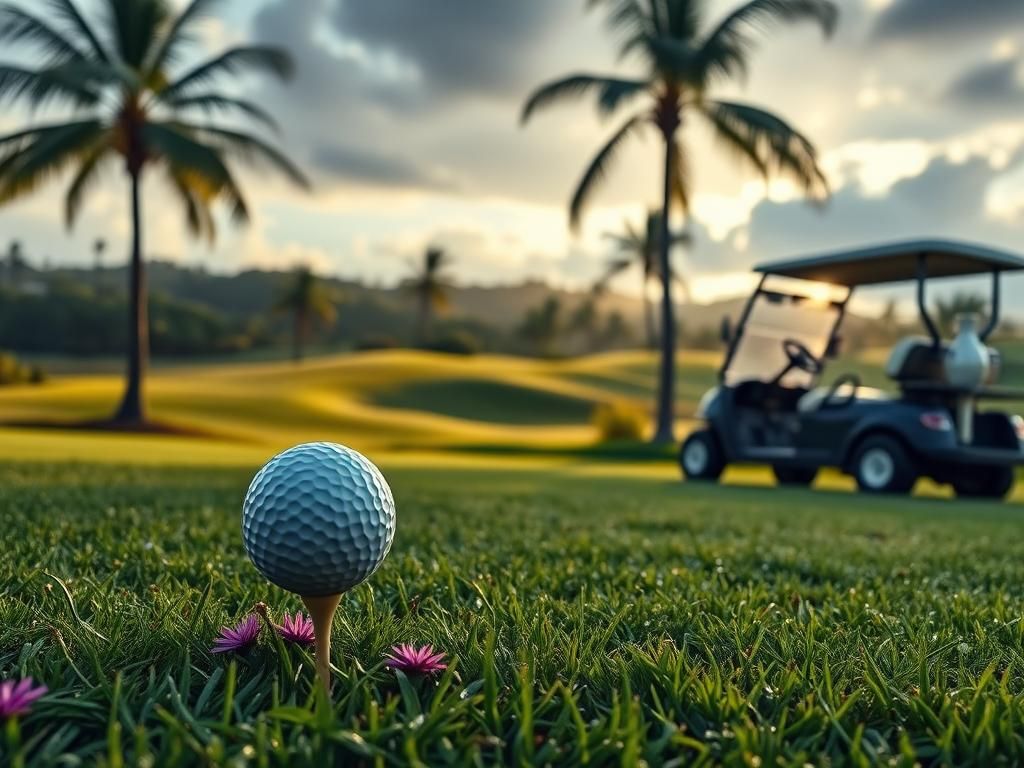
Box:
[242,442,396,596]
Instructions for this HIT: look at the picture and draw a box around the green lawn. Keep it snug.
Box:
[4,462,1024,766]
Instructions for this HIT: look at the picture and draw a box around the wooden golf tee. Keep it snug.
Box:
[301,593,343,694]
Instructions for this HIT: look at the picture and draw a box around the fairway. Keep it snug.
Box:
[3,462,1024,765]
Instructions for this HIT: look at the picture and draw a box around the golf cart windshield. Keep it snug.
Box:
[724,283,845,388]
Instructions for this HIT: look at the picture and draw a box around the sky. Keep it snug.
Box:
[1,0,1023,311]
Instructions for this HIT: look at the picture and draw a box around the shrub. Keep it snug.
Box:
[356,335,401,352]
[0,351,44,386]
[592,401,647,442]
[423,331,480,356]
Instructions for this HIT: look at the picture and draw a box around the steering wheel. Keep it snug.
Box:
[782,339,823,375]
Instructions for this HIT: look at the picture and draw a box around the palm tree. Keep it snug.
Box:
[274,266,337,363]
[0,0,308,425]
[93,238,107,270]
[518,297,563,357]
[523,0,836,443]
[600,210,689,349]
[569,296,601,352]
[406,247,452,345]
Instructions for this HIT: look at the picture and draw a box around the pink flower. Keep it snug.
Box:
[277,612,315,647]
[211,614,261,654]
[385,644,447,675]
[0,678,47,718]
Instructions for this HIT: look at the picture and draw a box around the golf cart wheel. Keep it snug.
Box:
[952,466,1015,501]
[773,465,818,486]
[852,435,918,495]
[680,429,725,482]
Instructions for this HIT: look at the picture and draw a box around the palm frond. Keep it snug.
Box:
[142,121,250,225]
[587,0,654,38]
[643,36,701,83]
[521,74,649,123]
[0,5,86,61]
[0,119,106,204]
[44,0,112,63]
[700,99,828,199]
[159,93,280,133]
[161,45,293,101]
[168,168,217,241]
[696,0,837,84]
[570,112,648,231]
[0,62,114,109]
[102,0,170,69]
[174,122,308,189]
[145,0,225,75]
[64,138,113,227]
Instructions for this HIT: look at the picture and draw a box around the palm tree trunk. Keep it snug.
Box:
[418,293,431,346]
[652,137,677,444]
[642,285,656,350]
[112,170,147,425]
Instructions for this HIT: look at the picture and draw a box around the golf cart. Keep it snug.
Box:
[680,240,1024,500]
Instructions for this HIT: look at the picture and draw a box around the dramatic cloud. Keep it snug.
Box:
[872,0,1024,43]
[945,57,1024,108]
[329,0,575,99]
[311,145,462,192]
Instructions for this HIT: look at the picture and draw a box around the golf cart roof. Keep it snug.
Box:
[754,239,1024,287]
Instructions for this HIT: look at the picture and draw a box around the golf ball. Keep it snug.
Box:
[242,442,396,596]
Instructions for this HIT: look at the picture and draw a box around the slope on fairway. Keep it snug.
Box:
[0,350,705,465]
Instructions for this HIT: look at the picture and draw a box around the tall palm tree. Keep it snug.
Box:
[600,210,689,349]
[0,0,308,425]
[523,0,836,443]
[274,266,336,363]
[406,247,452,345]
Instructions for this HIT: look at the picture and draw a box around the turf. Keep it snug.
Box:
[4,462,1024,766]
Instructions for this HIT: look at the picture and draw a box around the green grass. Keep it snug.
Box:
[5,462,1024,766]
[370,379,597,425]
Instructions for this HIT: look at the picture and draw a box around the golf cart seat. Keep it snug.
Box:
[796,384,890,413]
[886,337,947,383]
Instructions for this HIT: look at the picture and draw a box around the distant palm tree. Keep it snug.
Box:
[93,238,107,270]
[0,0,308,425]
[406,247,452,345]
[600,210,690,350]
[569,296,601,352]
[518,297,563,357]
[275,267,337,363]
[523,0,836,443]
[4,240,24,285]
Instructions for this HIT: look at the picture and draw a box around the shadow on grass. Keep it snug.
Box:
[441,440,678,462]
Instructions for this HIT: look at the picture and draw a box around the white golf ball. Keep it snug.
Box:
[242,442,396,596]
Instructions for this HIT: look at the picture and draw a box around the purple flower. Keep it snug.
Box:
[385,644,447,676]
[277,612,315,647]
[0,678,47,718]
[211,614,261,654]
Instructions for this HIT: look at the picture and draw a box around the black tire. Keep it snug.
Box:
[773,465,818,486]
[953,466,1015,501]
[680,429,725,482]
[851,434,918,495]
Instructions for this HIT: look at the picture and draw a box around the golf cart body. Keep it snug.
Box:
[681,240,1024,499]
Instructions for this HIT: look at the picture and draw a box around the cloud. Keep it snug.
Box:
[872,0,1024,43]
[945,56,1024,108]
[329,0,575,100]
[689,147,1024,282]
[310,145,462,191]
